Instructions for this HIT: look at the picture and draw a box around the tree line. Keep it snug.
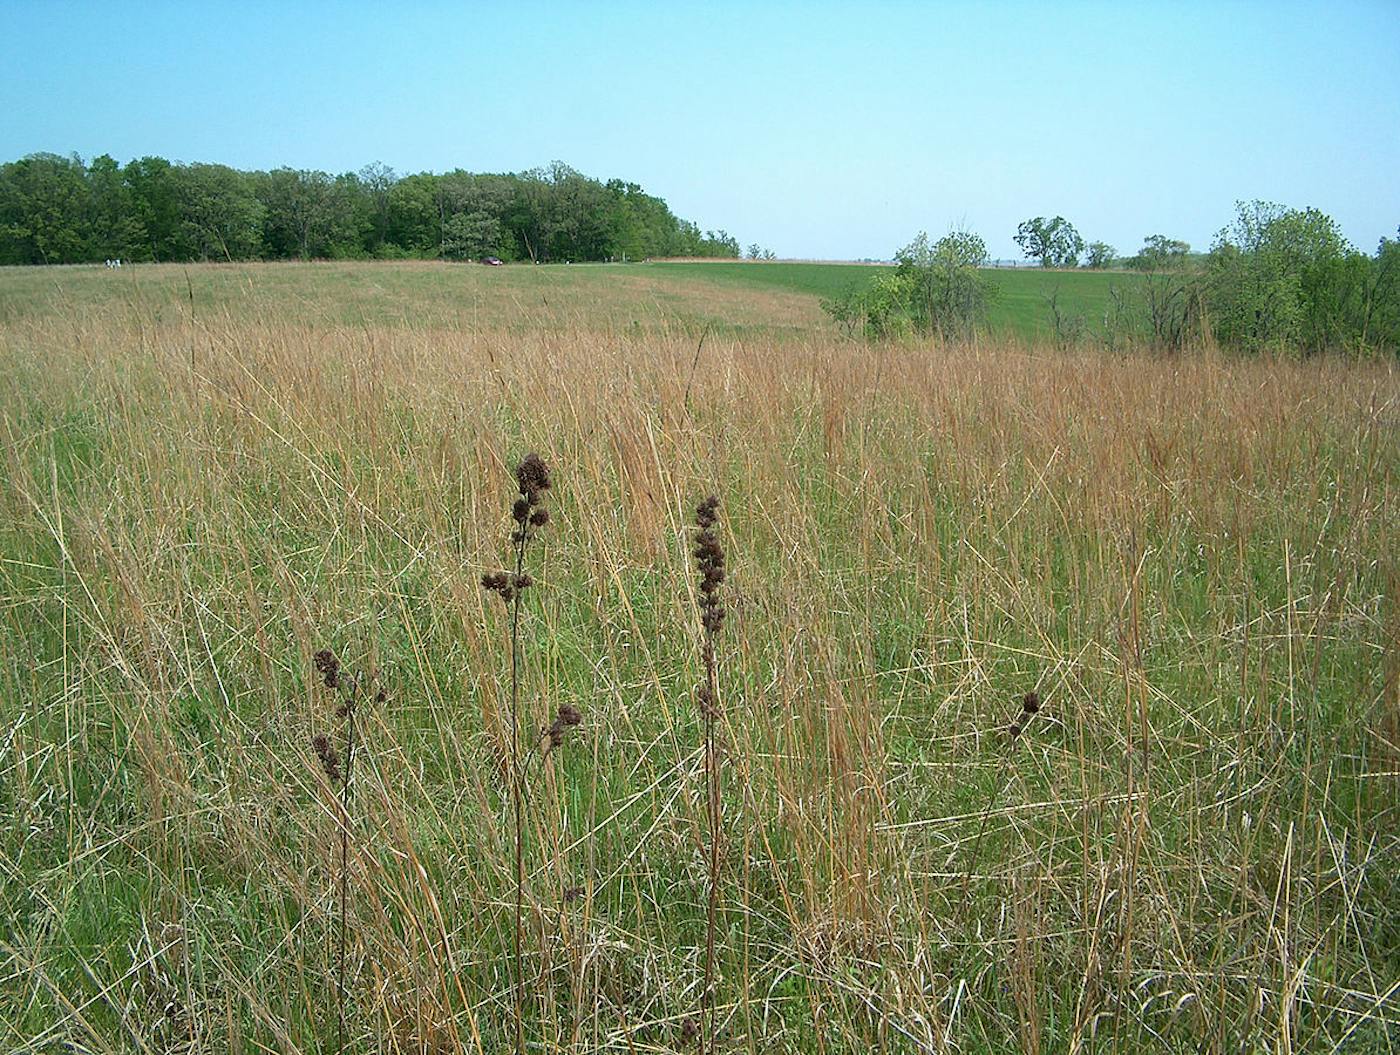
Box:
[826,203,1400,355]
[0,153,742,266]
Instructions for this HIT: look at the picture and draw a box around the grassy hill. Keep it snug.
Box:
[0,258,1149,344]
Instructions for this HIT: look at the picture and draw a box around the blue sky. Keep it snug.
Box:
[3,1,1397,260]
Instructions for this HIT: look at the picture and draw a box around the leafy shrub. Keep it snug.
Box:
[1206,201,1384,354]
[823,230,994,341]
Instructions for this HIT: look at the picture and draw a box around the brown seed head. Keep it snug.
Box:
[693,495,727,633]
[313,648,340,689]
[695,495,719,528]
[312,733,341,782]
[481,571,516,603]
[515,452,551,501]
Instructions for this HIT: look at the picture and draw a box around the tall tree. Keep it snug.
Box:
[0,153,89,264]
[386,173,439,255]
[1085,241,1116,269]
[1205,200,1365,353]
[1014,216,1085,268]
[1130,234,1191,270]
[123,156,183,261]
[85,154,145,260]
[358,162,396,252]
[172,163,264,261]
[256,168,359,259]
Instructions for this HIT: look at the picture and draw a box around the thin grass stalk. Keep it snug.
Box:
[962,691,1040,898]
[481,453,552,1055]
[312,650,371,1055]
[336,689,355,1055]
[692,495,727,1054]
[509,528,527,1055]
[703,628,719,1055]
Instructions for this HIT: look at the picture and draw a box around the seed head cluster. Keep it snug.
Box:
[314,649,341,690]
[513,452,552,540]
[312,732,341,782]
[543,702,583,752]
[309,648,385,780]
[483,453,552,604]
[680,1017,700,1047]
[481,571,535,605]
[1008,691,1041,739]
[693,496,726,726]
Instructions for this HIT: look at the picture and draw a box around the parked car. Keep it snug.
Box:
[481,256,503,266]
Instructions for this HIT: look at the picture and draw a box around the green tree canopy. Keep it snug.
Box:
[0,151,741,266]
[1014,216,1084,268]
[1129,234,1192,270]
[1085,241,1116,269]
[1204,201,1399,354]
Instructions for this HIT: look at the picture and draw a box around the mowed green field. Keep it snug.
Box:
[650,260,1146,339]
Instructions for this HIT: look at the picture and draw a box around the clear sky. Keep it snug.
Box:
[3,1,1398,261]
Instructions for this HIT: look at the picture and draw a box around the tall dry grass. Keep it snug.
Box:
[0,264,1397,1052]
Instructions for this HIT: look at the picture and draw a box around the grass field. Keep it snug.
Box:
[0,259,1146,344]
[649,261,1146,340]
[1,260,1398,1053]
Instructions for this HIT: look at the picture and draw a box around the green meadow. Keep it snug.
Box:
[0,259,1148,344]
[649,260,1147,339]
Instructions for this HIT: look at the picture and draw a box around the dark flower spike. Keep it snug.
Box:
[691,493,726,1054]
[481,452,557,1055]
[696,684,718,720]
[482,571,518,604]
[310,648,384,1055]
[693,494,727,637]
[492,452,554,559]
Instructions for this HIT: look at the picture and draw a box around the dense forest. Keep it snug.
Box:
[0,153,741,265]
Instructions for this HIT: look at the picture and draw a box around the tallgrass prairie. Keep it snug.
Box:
[1,262,1397,1052]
